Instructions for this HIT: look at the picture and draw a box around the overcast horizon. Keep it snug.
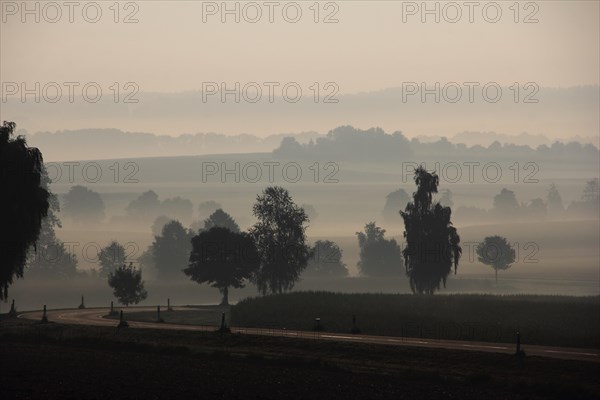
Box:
[2,1,599,143]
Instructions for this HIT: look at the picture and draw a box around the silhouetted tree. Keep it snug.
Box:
[126,190,161,221]
[273,136,305,158]
[304,240,348,278]
[27,168,77,279]
[108,262,148,306]
[401,167,462,294]
[152,220,194,280]
[0,121,50,299]
[99,241,126,277]
[203,209,240,233]
[151,215,171,236]
[492,188,519,216]
[63,185,105,224]
[185,227,259,305]
[547,183,564,215]
[356,223,402,277]
[476,236,515,283]
[382,189,410,221]
[568,178,600,216]
[250,186,311,295]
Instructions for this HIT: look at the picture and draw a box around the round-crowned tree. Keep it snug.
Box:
[304,240,348,278]
[203,209,240,233]
[492,188,519,217]
[63,185,105,224]
[126,190,161,221]
[152,220,194,280]
[382,189,410,222]
[184,227,259,305]
[476,236,516,283]
[108,262,148,306]
[99,241,126,277]
[356,223,403,277]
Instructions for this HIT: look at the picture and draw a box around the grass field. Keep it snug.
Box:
[230,292,600,348]
[1,318,599,399]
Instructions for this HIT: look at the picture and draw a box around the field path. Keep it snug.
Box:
[19,307,599,363]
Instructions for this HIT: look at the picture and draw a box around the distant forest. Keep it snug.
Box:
[25,125,599,163]
[273,126,599,162]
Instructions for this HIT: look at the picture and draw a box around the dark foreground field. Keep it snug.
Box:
[231,293,600,348]
[1,318,599,400]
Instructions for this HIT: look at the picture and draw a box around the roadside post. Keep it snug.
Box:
[41,305,48,323]
[8,299,17,318]
[118,310,129,328]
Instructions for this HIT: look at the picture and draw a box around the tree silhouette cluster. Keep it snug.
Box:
[273,126,413,161]
[356,223,402,277]
[126,190,193,224]
[182,187,311,301]
[185,227,259,305]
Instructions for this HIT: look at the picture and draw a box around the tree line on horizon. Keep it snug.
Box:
[273,126,599,161]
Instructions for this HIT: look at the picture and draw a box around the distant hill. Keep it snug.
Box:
[21,123,600,163]
[24,129,322,161]
[417,132,599,148]
[3,85,598,157]
[38,126,598,190]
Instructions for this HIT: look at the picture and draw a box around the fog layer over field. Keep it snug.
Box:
[6,126,598,310]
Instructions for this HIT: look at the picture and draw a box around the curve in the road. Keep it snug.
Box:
[19,307,599,363]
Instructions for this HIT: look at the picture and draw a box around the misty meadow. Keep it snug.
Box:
[1,2,599,399]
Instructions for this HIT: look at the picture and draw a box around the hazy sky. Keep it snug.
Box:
[1,1,599,137]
